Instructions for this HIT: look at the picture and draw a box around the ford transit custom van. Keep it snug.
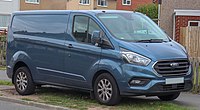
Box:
[7,10,193,105]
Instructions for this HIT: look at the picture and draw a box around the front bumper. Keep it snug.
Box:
[119,62,193,96]
[120,78,193,96]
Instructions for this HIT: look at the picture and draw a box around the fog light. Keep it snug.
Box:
[130,80,142,84]
[129,78,150,86]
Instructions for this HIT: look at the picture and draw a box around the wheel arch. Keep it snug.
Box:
[9,51,36,84]
[92,70,111,88]
[92,69,121,92]
[12,61,29,83]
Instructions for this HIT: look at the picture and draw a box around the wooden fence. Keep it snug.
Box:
[0,36,6,66]
[180,27,200,93]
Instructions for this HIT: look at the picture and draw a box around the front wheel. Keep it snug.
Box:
[157,92,180,101]
[14,67,36,95]
[94,73,121,105]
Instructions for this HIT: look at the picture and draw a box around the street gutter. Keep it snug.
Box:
[0,96,69,110]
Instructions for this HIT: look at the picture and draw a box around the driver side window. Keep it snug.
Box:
[73,15,102,44]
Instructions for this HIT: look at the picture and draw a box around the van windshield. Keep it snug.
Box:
[97,13,170,42]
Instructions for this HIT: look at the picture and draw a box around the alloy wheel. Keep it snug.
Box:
[97,78,113,102]
[16,71,28,91]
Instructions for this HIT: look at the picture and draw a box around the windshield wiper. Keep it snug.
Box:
[136,39,167,43]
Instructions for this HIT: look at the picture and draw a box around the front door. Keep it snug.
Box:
[64,14,103,89]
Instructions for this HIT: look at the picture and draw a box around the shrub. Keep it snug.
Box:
[0,35,6,66]
[135,4,158,20]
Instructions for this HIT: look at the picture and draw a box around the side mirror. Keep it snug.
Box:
[91,31,101,45]
[101,39,113,49]
[91,31,113,49]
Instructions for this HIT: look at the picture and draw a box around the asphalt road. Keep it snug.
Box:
[0,100,45,110]
[0,70,10,81]
[176,93,200,108]
[142,93,200,109]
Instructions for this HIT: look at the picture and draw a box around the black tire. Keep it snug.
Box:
[36,84,42,89]
[14,66,36,95]
[94,73,121,105]
[158,92,180,101]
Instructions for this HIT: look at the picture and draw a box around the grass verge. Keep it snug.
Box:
[0,66,6,70]
[21,98,36,102]
[36,87,191,110]
[0,80,13,86]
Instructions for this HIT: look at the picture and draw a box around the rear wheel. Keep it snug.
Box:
[157,92,180,101]
[14,67,36,95]
[94,73,121,105]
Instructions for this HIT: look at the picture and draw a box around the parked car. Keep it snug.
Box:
[7,10,193,105]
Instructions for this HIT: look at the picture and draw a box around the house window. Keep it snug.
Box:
[0,14,10,28]
[25,0,40,4]
[2,0,13,1]
[188,21,200,27]
[79,0,90,5]
[122,0,131,5]
[97,0,108,7]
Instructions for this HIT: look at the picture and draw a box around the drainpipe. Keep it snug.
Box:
[173,12,176,40]
[65,0,67,10]
[18,0,20,11]
[158,0,162,26]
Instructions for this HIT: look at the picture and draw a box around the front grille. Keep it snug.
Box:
[154,59,190,76]
[161,83,185,91]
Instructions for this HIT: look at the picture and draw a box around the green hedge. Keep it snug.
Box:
[0,35,6,66]
[0,35,6,41]
[135,4,158,23]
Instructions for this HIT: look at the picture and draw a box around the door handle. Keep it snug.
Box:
[67,44,73,48]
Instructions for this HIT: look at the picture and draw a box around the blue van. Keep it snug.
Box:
[7,10,193,105]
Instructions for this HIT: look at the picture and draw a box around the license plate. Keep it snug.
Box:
[165,77,184,84]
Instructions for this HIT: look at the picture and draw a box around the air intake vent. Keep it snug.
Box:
[161,83,185,91]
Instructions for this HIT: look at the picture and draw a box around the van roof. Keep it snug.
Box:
[13,10,135,15]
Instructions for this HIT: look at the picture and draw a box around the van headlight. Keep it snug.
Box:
[121,49,151,66]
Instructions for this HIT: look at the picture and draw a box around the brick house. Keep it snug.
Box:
[20,0,69,10]
[174,10,200,42]
[116,0,154,11]
[20,0,117,11]
[1,0,117,30]
[159,0,200,42]
[66,0,117,10]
